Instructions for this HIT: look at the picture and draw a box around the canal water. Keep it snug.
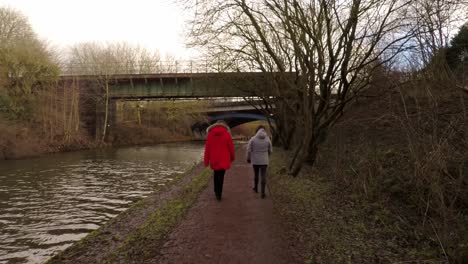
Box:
[0,143,204,264]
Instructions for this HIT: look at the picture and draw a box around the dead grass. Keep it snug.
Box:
[269,85,468,263]
[0,116,92,160]
[270,151,441,263]
[0,119,49,159]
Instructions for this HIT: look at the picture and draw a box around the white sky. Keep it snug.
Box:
[0,0,196,59]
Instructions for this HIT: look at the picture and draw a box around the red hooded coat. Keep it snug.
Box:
[204,123,235,170]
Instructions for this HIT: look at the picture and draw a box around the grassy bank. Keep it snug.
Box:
[270,151,445,263]
[0,121,199,160]
[47,165,212,264]
[0,118,93,160]
[269,89,468,263]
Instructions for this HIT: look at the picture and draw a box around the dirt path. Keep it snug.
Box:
[154,145,291,264]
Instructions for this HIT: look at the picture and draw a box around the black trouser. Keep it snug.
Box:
[253,165,268,194]
[213,170,226,197]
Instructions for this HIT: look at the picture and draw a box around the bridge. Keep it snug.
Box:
[60,71,281,138]
[60,72,277,99]
[189,100,275,135]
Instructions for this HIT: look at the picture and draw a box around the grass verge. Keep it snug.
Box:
[103,168,211,263]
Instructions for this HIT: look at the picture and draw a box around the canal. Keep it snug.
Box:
[0,143,204,264]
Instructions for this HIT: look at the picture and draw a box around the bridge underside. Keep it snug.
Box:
[59,72,284,138]
[191,112,273,135]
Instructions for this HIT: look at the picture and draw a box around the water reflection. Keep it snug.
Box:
[0,143,203,264]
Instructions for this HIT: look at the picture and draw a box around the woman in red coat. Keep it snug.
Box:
[204,120,235,201]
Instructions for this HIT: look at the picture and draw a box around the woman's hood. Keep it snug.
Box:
[206,123,231,135]
[255,128,267,139]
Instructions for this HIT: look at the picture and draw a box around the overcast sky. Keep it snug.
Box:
[0,0,195,59]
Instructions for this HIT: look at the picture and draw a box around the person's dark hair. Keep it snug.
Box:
[255,125,266,133]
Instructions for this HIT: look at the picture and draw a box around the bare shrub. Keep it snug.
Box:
[313,63,468,261]
[396,80,468,262]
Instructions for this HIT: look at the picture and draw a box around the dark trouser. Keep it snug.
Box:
[213,170,226,197]
[253,165,268,194]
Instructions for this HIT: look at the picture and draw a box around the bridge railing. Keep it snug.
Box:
[61,60,245,76]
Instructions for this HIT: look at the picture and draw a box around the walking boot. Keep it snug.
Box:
[261,193,266,199]
[252,186,258,193]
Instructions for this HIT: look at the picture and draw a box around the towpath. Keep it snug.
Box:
[153,145,291,264]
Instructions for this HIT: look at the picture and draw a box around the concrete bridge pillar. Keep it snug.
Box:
[75,79,119,142]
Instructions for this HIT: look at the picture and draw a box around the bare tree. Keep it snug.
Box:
[0,6,35,45]
[406,0,467,68]
[66,42,162,143]
[185,0,415,175]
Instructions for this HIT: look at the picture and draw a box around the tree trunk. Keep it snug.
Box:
[101,81,109,143]
[275,116,295,150]
[288,127,313,176]
[272,131,280,146]
[289,145,309,177]
[288,144,302,171]
[306,129,328,166]
[306,142,320,167]
[284,125,295,150]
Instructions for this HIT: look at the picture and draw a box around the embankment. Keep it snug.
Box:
[269,87,468,263]
[0,122,198,160]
